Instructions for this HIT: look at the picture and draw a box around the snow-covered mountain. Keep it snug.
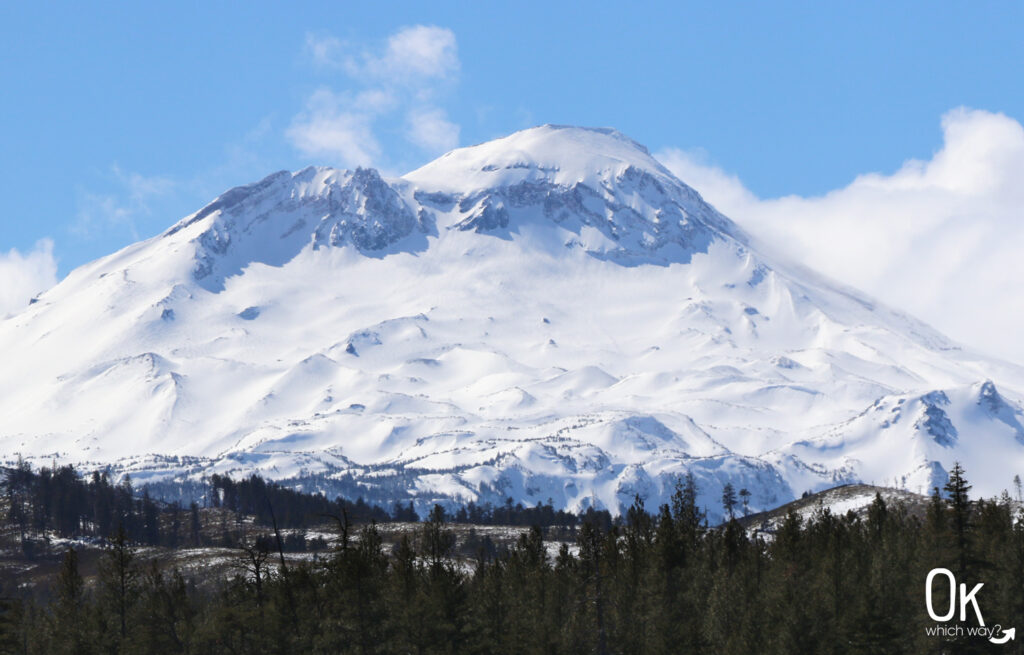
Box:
[3,125,1023,520]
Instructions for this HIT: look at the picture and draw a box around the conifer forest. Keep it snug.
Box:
[1,462,1022,654]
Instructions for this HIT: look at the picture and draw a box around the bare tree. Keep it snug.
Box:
[234,535,271,608]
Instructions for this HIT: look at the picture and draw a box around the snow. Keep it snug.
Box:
[2,125,1024,522]
[406,125,675,192]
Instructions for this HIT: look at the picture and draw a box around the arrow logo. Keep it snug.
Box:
[990,627,1016,645]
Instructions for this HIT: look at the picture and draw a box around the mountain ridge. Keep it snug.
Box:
[3,125,1023,520]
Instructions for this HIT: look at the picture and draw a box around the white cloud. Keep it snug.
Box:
[289,26,461,168]
[0,240,58,317]
[286,88,381,167]
[371,25,459,81]
[656,108,1024,365]
[406,107,460,153]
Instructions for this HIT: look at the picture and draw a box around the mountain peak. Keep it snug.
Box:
[5,124,1024,519]
[404,124,675,192]
[151,124,739,287]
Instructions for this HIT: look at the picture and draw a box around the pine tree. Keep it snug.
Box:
[671,473,706,553]
[50,548,90,655]
[926,486,947,534]
[142,490,160,545]
[133,561,193,652]
[739,487,752,517]
[422,504,455,575]
[420,505,467,652]
[944,462,972,576]
[189,501,202,547]
[91,471,114,539]
[0,595,22,655]
[866,492,888,541]
[615,496,654,654]
[721,483,738,521]
[5,458,32,554]
[98,524,138,644]
[350,523,389,654]
[387,534,425,653]
[578,520,611,655]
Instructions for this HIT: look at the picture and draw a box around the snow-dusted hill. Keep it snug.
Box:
[2,125,1023,520]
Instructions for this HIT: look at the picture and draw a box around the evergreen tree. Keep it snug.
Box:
[577,519,611,655]
[4,459,32,555]
[671,473,706,553]
[189,501,203,547]
[142,489,161,545]
[418,505,467,651]
[0,595,22,655]
[944,462,972,576]
[98,524,138,646]
[739,487,752,517]
[721,483,738,520]
[16,461,1024,654]
[132,561,193,653]
[387,533,435,653]
[50,548,91,655]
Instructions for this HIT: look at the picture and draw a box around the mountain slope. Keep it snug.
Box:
[2,125,1022,520]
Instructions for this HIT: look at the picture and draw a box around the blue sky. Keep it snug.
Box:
[2,2,1024,361]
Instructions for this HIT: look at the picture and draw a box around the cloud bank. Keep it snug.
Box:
[291,26,460,167]
[657,108,1024,365]
[0,240,58,317]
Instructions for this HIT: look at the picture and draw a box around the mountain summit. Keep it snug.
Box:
[406,125,677,189]
[157,124,745,294]
[2,126,1023,518]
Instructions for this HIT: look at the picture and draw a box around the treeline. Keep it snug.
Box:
[1,462,400,554]
[2,462,599,557]
[3,461,174,554]
[3,463,1023,654]
[449,498,589,528]
[206,474,594,529]
[206,473,392,527]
